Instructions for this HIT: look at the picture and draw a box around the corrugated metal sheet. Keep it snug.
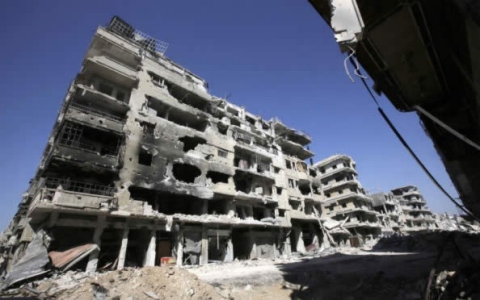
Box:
[49,244,98,269]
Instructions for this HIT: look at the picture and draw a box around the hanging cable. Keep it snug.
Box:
[344,50,356,83]
[349,57,479,222]
[348,46,369,80]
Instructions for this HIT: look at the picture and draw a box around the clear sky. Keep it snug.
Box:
[0,0,459,230]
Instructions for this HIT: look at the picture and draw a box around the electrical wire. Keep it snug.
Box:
[349,57,480,222]
[348,46,369,80]
[344,50,356,83]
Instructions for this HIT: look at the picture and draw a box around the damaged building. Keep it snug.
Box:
[370,192,403,235]
[313,155,381,245]
[1,16,325,277]
[391,186,436,232]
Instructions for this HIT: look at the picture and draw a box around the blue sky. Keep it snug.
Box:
[0,1,459,230]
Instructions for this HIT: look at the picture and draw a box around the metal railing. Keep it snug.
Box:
[45,177,115,196]
[108,17,169,55]
[58,122,121,156]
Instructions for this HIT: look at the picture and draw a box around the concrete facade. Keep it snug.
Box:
[2,17,326,271]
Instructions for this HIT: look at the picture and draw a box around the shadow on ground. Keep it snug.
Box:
[277,231,480,300]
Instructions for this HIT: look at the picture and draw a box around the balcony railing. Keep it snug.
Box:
[108,17,169,55]
[322,178,358,191]
[45,177,115,197]
[318,166,357,179]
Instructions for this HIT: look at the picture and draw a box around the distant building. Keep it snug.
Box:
[313,155,382,245]
[391,186,436,232]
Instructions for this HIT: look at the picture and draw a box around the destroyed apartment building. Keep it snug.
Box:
[391,186,436,232]
[1,16,325,275]
[313,155,382,246]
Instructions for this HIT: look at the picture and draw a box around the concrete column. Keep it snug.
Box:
[145,230,156,267]
[284,229,292,256]
[176,229,184,267]
[296,229,306,253]
[154,193,159,212]
[117,228,129,270]
[86,220,105,273]
[202,200,208,215]
[272,230,277,259]
[225,237,234,262]
[201,226,209,265]
[249,229,256,259]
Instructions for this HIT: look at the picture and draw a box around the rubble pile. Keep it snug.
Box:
[434,214,480,232]
[1,267,222,300]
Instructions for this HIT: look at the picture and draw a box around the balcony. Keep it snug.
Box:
[234,191,275,203]
[86,27,142,69]
[289,210,317,221]
[234,151,274,181]
[45,177,115,196]
[333,206,378,217]
[276,137,314,160]
[384,198,398,206]
[234,143,273,160]
[402,190,421,197]
[408,198,426,205]
[52,145,119,169]
[271,117,312,146]
[322,178,359,192]
[29,178,115,213]
[323,191,371,205]
[74,83,130,115]
[52,121,122,169]
[318,166,357,179]
[65,103,125,134]
[82,56,138,88]
[343,221,382,229]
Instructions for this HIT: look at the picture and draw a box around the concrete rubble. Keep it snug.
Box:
[1,15,480,300]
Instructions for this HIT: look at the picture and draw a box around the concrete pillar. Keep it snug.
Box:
[201,226,209,265]
[145,230,156,267]
[86,220,105,273]
[154,193,159,212]
[117,228,129,270]
[272,230,277,259]
[227,201,236,217]
[249,229,256,259]
[264,208,272,218]
[176,229,184,267]
[202,199,208,215]
[284,229,292,256]
[296,229,306,253]
[225,237,234,262]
